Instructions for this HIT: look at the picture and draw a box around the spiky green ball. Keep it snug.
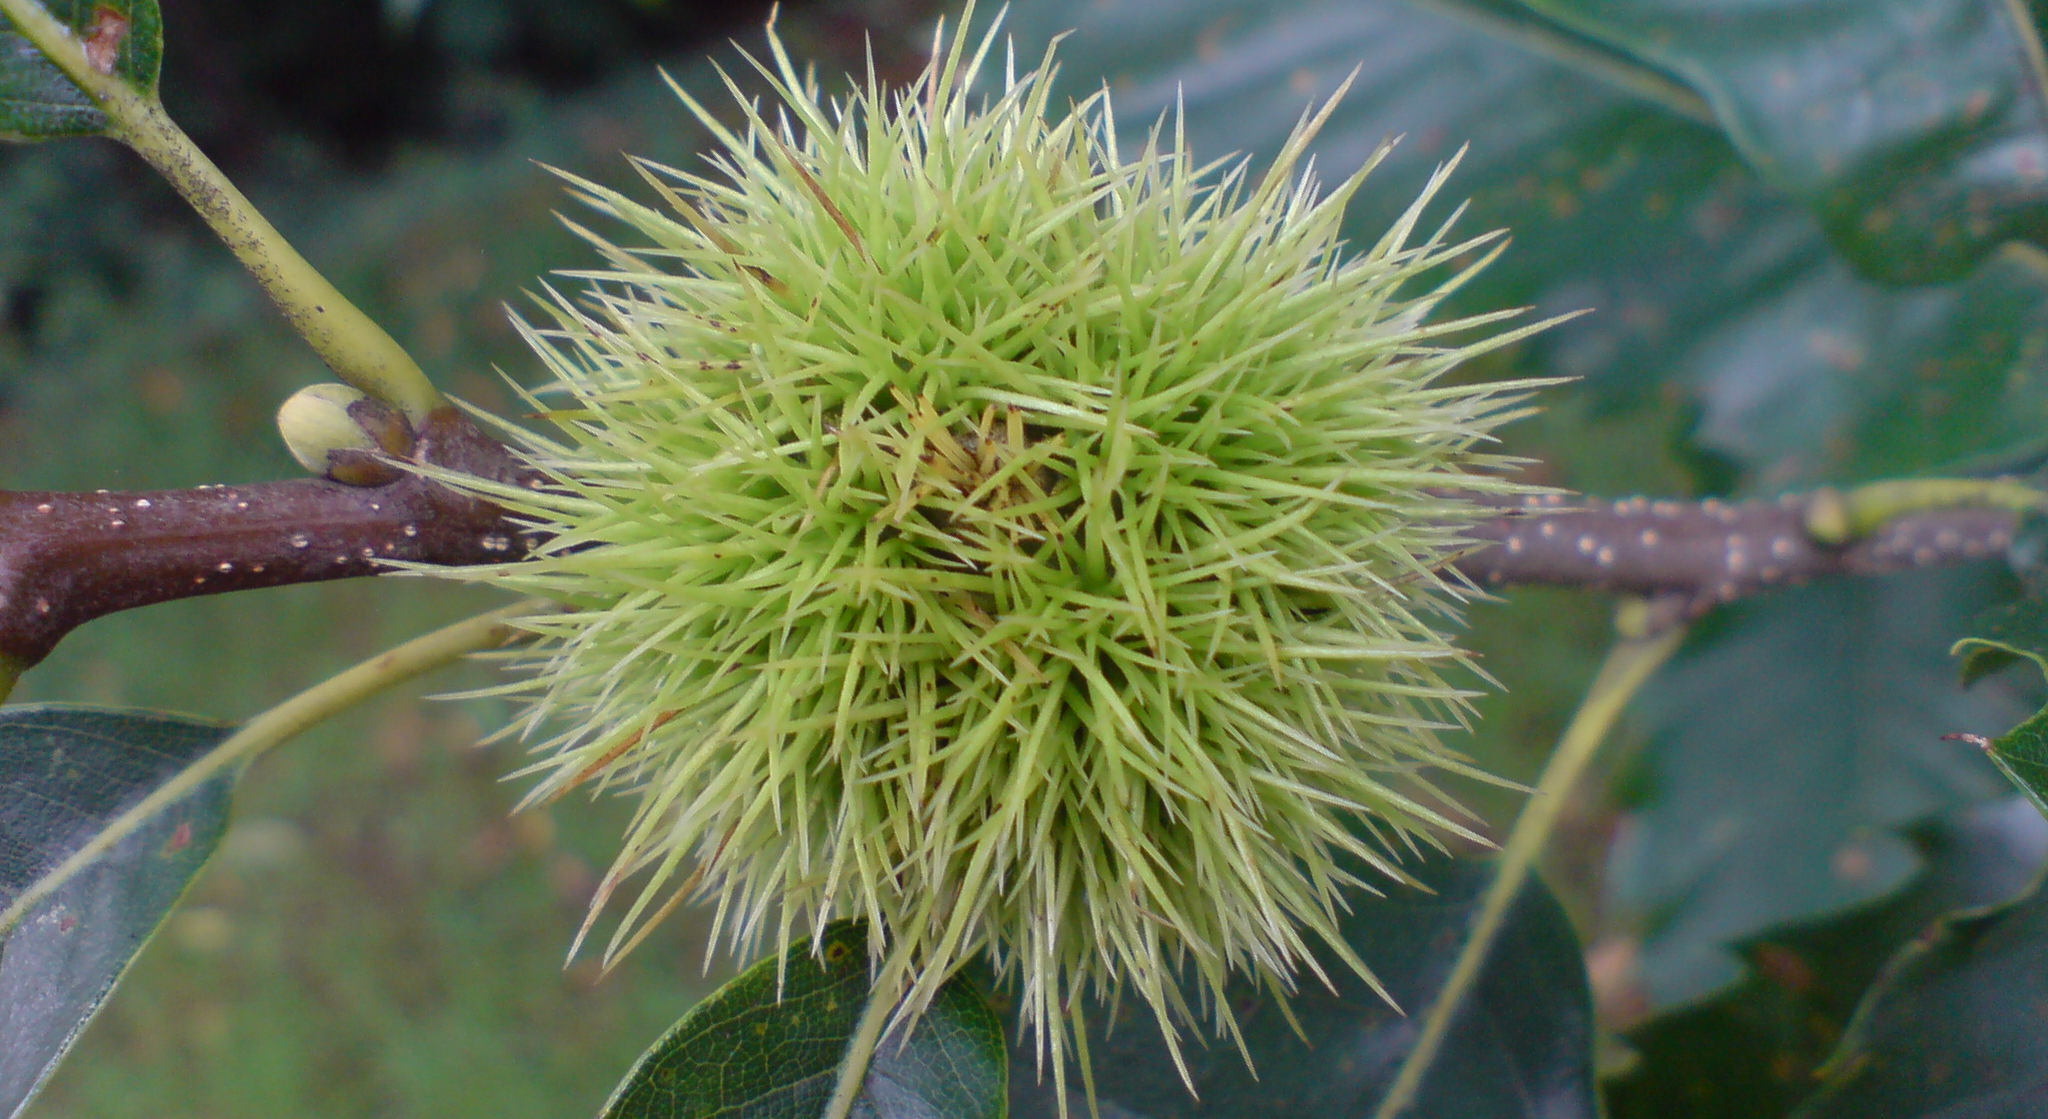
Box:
[442,13,1542,1079]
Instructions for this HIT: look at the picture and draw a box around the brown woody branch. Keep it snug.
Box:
[0,417,2026,671]
[1454,491,2019,619]
[0,406,532,669]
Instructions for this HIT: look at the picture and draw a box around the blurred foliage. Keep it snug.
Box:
[1790,821,2048,1117]
[1007,856,1596,1119]
[1609,568,2021,1008]
[7,0,2048,1115]
[1521,0,2048,284]
[1607,795,2048,1119]
[161,0,776,168]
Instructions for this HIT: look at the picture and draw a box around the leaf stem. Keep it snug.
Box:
[1371,612,1685,1119]
[823,948,919,1119]
[0,0,442,421]
[0,407,531,672]
[0,599,540,934]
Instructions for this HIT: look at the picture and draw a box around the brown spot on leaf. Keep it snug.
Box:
[166,820,192,853]
[83,6,129,75]
[1832,841,1874,883]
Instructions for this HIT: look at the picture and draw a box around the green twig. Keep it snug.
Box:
[0,0,442,421]
[1371,610,1686,1119]
[1805,478,2047,545]
[0,600,540,935]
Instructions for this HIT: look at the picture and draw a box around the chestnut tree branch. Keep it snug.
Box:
[0,406,530,670]
[1455,487,2026,620]
[0,410,2030,676]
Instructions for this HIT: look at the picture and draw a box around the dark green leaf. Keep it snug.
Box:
[0,0,163,141]
[1008,857,1595,1119]
[1607,796,2048,1119]
[1790,857,2048,1117]
[1952,596,2048,687]
[1005,0,2048,489]
[1979,753,2048,835]
[1608,567,2023,1010]
[599,920,1006,1119]
[0,704,234,1118]
[1953,596,2048,817]
[1518,0,2048,283]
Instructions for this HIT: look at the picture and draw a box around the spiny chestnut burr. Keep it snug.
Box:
[426,9,1553,1103]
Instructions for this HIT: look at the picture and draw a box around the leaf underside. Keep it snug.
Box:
[0,704,234,1119]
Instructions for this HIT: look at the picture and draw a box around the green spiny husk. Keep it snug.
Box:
[434,7,1552,1102]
